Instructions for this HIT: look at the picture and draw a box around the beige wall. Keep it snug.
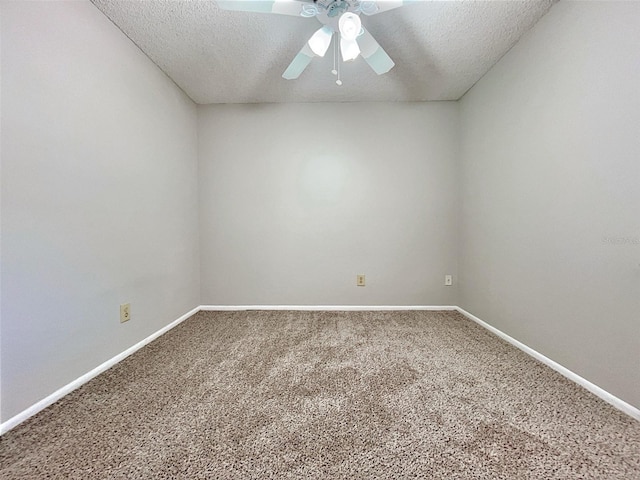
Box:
[198,102,459,306]
[1,1,200,421]
[459,1,640,407]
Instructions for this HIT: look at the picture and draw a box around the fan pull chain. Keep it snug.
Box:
[331,34,337,77]
[335,33,342,86]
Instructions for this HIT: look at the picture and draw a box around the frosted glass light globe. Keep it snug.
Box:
[308,26,333,57]
[339,12,361,41]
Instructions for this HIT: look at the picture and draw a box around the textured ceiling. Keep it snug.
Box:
[90,0,557,104]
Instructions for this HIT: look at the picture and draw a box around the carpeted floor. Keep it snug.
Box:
[1,310,639,479]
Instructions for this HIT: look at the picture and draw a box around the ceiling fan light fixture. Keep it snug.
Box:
[339,12,362,61]
[219,0,402,82]
[340,37,360,62]
[308,26,333,57]
[338,12,361,41]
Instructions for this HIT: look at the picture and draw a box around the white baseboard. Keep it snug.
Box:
[455,307,640,422]
[0,306,201,435]
[3,304,637,435]
[199,305,458,311]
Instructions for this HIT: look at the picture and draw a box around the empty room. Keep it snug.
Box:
[1,0,638,478]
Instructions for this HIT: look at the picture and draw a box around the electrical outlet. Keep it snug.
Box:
[357,274,366,287]
[445,275,453,286]
[120,303,131,323]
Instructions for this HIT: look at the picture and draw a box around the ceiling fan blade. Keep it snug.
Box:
[217,0,304,16]
[360,0,414,16]
[282,43,314,80]
[358,27,395,74]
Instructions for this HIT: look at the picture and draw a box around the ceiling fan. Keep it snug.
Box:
[217,0,414,82]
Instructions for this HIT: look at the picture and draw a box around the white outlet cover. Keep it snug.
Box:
[120,303,131,323]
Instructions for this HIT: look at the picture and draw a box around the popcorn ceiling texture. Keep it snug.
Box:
[90,0,557,103]
[1,310,638,479]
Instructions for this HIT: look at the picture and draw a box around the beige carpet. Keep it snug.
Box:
[1,310,639,479]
